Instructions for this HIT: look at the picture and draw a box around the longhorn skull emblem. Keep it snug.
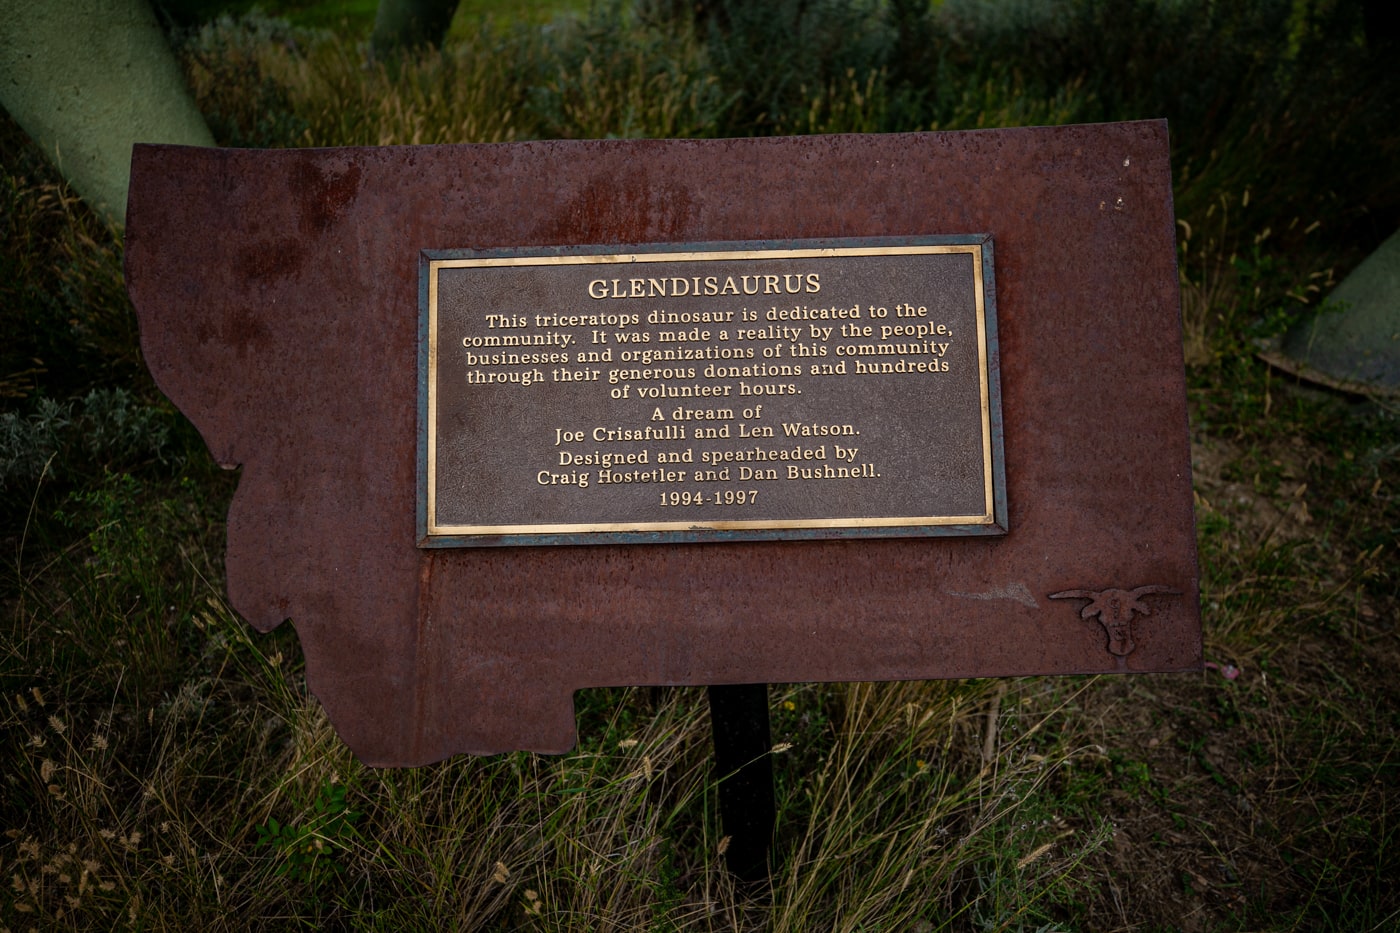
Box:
[1049,585,1181,657]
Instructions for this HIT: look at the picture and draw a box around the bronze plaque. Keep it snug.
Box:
[421,238,1005,546]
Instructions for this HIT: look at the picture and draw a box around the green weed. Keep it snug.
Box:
[0,389,177,491]
[255,778,362,883]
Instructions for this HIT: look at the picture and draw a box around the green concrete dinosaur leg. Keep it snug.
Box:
[1282,229,1400,393]
[0,0,213,227]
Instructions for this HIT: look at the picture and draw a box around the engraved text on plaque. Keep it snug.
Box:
[419,237,1005,546]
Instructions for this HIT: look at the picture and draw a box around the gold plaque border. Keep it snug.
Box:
[422,241,1001,543]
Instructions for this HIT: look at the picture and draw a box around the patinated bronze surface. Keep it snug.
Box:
[125,123,1201,765]
[423,238,1005,546]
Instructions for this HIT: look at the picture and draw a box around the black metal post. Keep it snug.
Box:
[706,683,776,883]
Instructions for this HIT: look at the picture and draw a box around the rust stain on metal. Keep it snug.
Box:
[125,123,1202,765]
[293,159,363,236]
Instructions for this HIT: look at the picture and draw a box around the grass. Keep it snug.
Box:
[3,0,1399,929]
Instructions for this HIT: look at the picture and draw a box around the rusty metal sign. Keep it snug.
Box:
[125,123,1201,765]
[421,238,1006,546]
